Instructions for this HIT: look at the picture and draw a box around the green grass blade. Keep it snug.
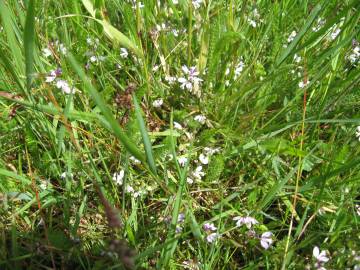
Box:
[275,3,323,67]
[132,93,157,175]
[23,0,36,91]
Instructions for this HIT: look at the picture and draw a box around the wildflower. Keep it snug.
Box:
[178,156,188,167]
[90,55,98,62]
[204,147,221,155]
[156,23,166,31]
[60,172,73,179]
[313,246,329,268]
[192,165,205,180]
[42,48,52,58]
[293,54,301,63]
[86,37,93,45]
[248,19,257,28]
[112,170,125,185]
[225,68,230,76]
[178,213,185,223]
[175,225,183,233]
[330,27,341,40]
[356,205,360,216]
[56,80,72,94]
[347,45,360,64]
[126,185,135,193]
[192,0,203,9]
[152,98,163,108]
[152,64,160,72]
[198,153,209,165]
[260,232,273,249]
[173,121,183,130]
[130,156,141,164]
[45,70,57,83]
[234,60,245,79]
[287,31,297,43]
[194,114,206,124]
[186,177,194,184]
[203,223,217,232]
[182,259,200,270]
[58,43,67,55]
[312,18,326,32]
[299,80,310,88]
[356,126,360,141]
[120,48,128,58]
[178,65,203,92]
[233,216,258,229]
[165,75,177,84]
[206,232,219,243]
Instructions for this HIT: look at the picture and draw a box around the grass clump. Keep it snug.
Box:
[0,0,359,269]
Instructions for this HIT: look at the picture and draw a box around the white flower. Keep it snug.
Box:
[56,80,72,94]
[192,165,205,180]
[130,156,141,164]
[126,185,134,193]
[42,48,52,58]
[247,19,257,28]
[192,0,203,9]
[112,170,125,185]
[260,232,273,249]
[204,147,221,155]
[173,121,183,130]
[165,75,177,84]
[90,55,98,62]
[152,98,163,108]
[233,216,258,229]
[313,246,329,263]
[86,37,93,45]
[234,60,245,79]
[356,205,360,216]
[186,177,194,184]
[45,70,57,83]
[198,153,209,164]
[177,156,188,167]
[287,31,297,43]
[120,48,128,58]
[194,114,206,124]
[178,77,193,90]
[356,126,360,141]
[347,46,360,64]
[293,54,301,63]
[299,80,310,88]
[58,43,67,55]
[330,27,341,40]
[312,18,326,32]
[206,232,219,243]
[60,172,73,179]
[225,68,230,76]
[152,64,160,72]
[203,223,217,232]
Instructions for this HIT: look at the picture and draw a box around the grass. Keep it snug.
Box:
[0,0,359,269]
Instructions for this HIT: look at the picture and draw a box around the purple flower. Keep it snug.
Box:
[233,216,258,229]
[203,222,217,232]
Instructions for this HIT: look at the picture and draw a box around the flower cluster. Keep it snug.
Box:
[247,8,261,28]
[203,222,219,243]
[233,215,274,249]
[177,65,203,95]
